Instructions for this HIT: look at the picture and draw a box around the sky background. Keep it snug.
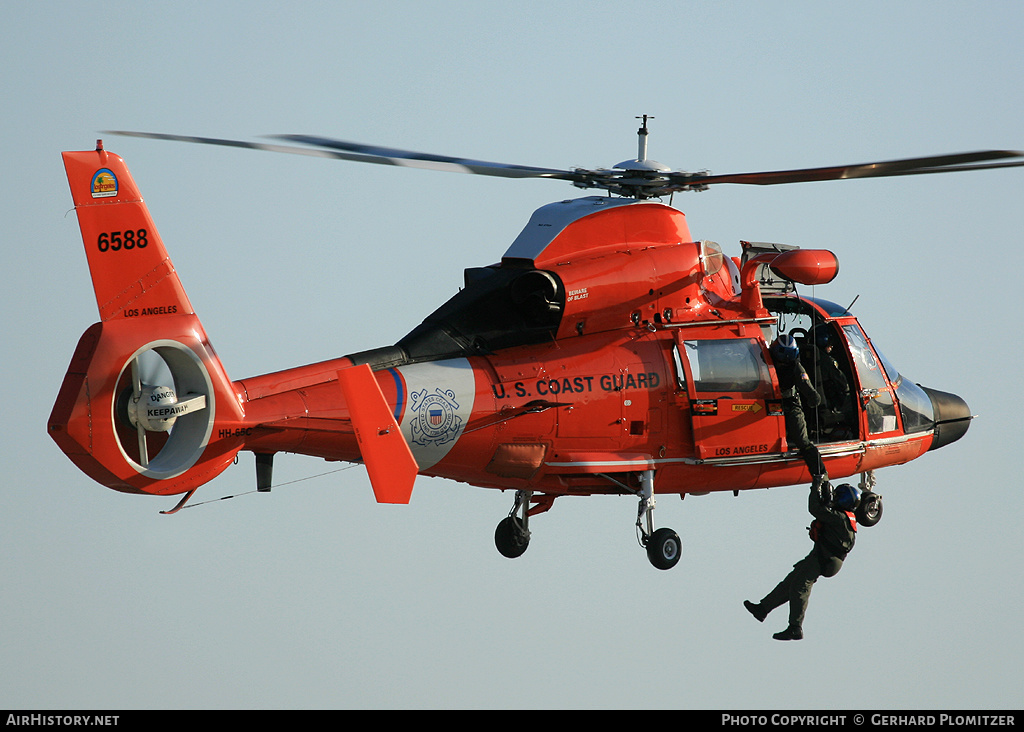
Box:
[3,0,1022,711]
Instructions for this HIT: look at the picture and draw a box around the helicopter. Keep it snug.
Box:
[48,119,1022,569]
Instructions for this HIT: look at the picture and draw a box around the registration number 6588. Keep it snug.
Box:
[97,229,148,252]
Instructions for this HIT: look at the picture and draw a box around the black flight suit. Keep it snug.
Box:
[775,356,826,478]
[748,483,858,637]
[810,344,853,439]
[812,344,849,409]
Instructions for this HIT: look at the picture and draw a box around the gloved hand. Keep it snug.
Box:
[816,478,833,506]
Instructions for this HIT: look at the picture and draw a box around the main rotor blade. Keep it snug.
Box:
[677,150,1024,187]
[107,131,582,183]
[272,134,585,181]
[107,131,1024,198]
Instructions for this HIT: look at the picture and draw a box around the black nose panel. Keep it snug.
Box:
[920,386,973,451]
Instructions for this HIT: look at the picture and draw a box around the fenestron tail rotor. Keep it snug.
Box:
[105,124,1024,200]
[113,341,213,477]
[115,340,177,468]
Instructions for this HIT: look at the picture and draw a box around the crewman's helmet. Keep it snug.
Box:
[833,483,861,510]
[770,334,800,364]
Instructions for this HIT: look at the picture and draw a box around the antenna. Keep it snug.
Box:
[614,115,670,179]
[636,115,653,162]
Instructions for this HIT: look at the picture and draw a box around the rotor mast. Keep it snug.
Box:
[612,114,671,182]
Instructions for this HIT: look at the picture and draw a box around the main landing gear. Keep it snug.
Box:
[635,470,682,570]
[492,470,683,570]
[494,489,532,559]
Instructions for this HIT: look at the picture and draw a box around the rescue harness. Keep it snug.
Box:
[808,510,858,560]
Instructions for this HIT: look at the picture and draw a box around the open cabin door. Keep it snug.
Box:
[673,333,786,461]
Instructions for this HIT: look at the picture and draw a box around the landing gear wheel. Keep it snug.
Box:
[646,527,682,570]
[495,515,530,559]
[856,491,883,527]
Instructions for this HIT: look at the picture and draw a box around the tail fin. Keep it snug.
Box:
[48,143,243,496]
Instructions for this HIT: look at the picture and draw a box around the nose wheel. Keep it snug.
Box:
[856,470,883,527]
[645,527,682,570]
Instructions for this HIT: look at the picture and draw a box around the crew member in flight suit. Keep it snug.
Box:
[770,334,826,481]
[807,327,852,440]
[743,481,860,640]
[810,328,849,406]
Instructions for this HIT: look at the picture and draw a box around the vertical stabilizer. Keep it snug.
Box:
[49,144,242,496]
[62,142,194,321]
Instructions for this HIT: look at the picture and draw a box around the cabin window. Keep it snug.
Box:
[682,339,768,393]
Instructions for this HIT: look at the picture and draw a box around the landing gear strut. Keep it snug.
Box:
[636,470,682,570]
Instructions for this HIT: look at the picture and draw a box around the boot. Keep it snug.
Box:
[743,600,767,623]
[773,626,803,641]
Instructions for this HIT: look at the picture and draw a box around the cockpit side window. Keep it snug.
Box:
[842,324,887,392]
[842,324,898,434]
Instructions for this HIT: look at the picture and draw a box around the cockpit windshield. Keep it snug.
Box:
[870,340,935,434]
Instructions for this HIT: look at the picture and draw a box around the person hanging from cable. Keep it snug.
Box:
[743,481,860,640]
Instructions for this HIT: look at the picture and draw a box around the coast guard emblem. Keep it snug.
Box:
[409,388,461,447]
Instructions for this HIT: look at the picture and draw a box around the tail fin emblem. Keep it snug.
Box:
[90,168,118,198]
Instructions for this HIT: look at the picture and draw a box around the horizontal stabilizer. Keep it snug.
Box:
[337,364,418,503]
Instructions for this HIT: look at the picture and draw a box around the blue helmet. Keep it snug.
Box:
[770,334,800,364]
[833,483,861,511]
